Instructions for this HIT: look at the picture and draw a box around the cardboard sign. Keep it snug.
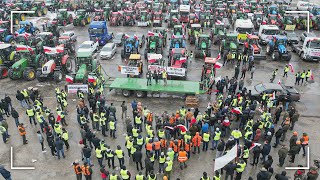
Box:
[67,84,89,93]
[120,66,139,75]
[166,67,186,77]
[285,25,296,31]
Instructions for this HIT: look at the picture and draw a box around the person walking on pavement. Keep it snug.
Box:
[115,145,125,168]
[240,65,247,79]
[133,146,143,171]
[146,70,152,86]
[135,171,146,180]
[250,65,256,80]
[289,140,301,163]
[178,147,188,170]
[47,132,56,156]
[82,162,93,180]
[121,101,127,120]
[26,106,37,125]
[192,132,202,154]
[120,165,131,180]
[55,137,65,159]
[300,70,306,85]
[301,133,309,156]
[235,159,246,180]
[105,146,115,169]
[295,71,301,85]
[275,171,289,180]
[0,165,11,180]
[11,108,20,127]
[224,162,237,180]
[256,167,271,180]
[16,90,27,108]
[283,65,289,78]
[290,111,300,130]
[109,119,116,138]
[18,123,28,144]
[251,145,261,166]
[37,130,46,152]
[96,145,104,167]
[164,157,173,179]
[278,145,288,167]
[0,123,8,144]
[273,127,283,148]
[270,69,278,83]
[62,128,70,150]
[234,65,240,79]
[73,160,82,180]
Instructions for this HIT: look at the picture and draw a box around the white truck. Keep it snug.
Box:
[292,37,320,61]
[234,19,254,44]
[258,25,280,45]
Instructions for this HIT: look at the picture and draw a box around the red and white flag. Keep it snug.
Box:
[134,34,138,40]
[164,126,174,130]
[124,34,130,38]
[288,63,294,73]
[172,17,178,22]
[271,91,276,100]
[43,46,55,53]
[310,70,314,80]
[23,33,31,39]
[171,34,176,39]
[147,31,155,36]
[158,33,163,38]
[180,57,186,63]
[16,45,32,52]
[65,75,73,83]
[231,107,242,114]
[216,53,221,60]
[176,124,188,132]
[216,20,222,24]
[278,79,281,84]
[88,75,97,83]
[182,23,185,29]
[56,44,64,53]
[214,62,223,69]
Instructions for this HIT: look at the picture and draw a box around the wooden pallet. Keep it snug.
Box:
[185,96,199,108]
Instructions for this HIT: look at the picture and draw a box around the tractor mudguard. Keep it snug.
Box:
[61,54,70,65]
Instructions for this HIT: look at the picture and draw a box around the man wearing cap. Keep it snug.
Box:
[278,145,288,167]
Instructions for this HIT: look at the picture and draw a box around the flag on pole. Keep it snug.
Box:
[288,63,294,73]
[176,124,188,132]
[216,53,221,60]
[249,143,261,150]
[271,91,276,100]
[134,34,138,40]
[16,45,33,52]
[158,33,163,38]
[214,62,223,69]
[164,126,174,130]
[231,107,242,114]
[171,34,176,39]
[65,75,73,83]
[148,31,155,36]
[180,57,187,63]
[88,75,97,83]
[43,46,55,53]
[23,33,31,39]
[278,79,281,84]
[56,44,64,53]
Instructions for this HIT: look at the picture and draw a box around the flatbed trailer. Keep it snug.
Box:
[108,77,205,98]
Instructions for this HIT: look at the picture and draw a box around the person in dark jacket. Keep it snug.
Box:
[290,132,298,148]
[261,141,271,163]
[0,99,9,117]
[82,145,92,166]
[251,145,261,166]
[256,167,271,180]
[216,139,225,158]
[133,147,143,171]
[275,171,289,180]
[224,162,237,180]
[16,90,27,108]
[11,108,20,127]
[289,141,301,163]
[55,138,65,159]
[4,94,12,110]
[264,155,273,169]
[0,165,11,180]
[144,155,154,176]
[273,127,283,148]
[47,132,56,156]
[307,167,319,180]
[278,145,288,167]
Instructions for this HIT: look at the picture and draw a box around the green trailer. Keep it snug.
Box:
[108,77,205,98]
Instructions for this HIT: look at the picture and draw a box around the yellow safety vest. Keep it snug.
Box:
[147,129,154,138]
[284,66,289,72]
[148,175,156,180]
[126,140,133,149]
[96,148,103,158]
[62,132,69,141]
[203,133,210,142]
[184,134,191,142]
[165,160,173,171]
[158,130,165,138]
[135,116,142,124]
[301,72,306,78]
[236,162,246,172]
[36,113,43,123]
[54,125,62,134]
[130,146,136,155]
[120,169,129,179]
[106,150,114,157]
[109,121,115,130]
[136,175,144,180]
[115,149,123,158]
[26,108,34,116]
[180,109,186,117]
[243,149,249,159]
[132,129,139,137]
[137,137,144,145]
[110,175,118,180]
[214,131,221,141]
[159,156,166,163]
[93,115,99,122]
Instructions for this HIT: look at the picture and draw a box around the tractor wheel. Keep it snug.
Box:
[8,68,18,80]
[43,7,48,15]
[20,14,26,21]
[0,66,9,79]
[81,19,86,26]
[135,91,146,98]
[287,53,292,61]
[36,70,45,82]
[36,10,42,17]
[272,52,279,61]
[64,58,73,73]
[53,70,63,82]
[23,68,36,81]
[122,90,132,97]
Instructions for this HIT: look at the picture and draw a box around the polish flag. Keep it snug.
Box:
[158,33,163,38]
[216,53,221,60]
[172,34,176,39]
[231,107,242,114]
[43,46,55,53]
[56,44,64,53]
[176,124,188,132]
[271,91,276,100]
[172,17,178,22]
[164,126,174,130]
[249,143,261,150]
[180,57,186,63]
[88,75,97,83]
[147,31,155,36]
[216,20,222,24]
[214,62,223,69]
[134,34,138,40]
[182,34,186,39]
[23,33,31,39]
[310,70,314,80]
[288,63,294,73]
[124,34,130,38]
[182,23,185,29]
[16,45,33,52]
[278,79,281,84]
[65,75,73,83]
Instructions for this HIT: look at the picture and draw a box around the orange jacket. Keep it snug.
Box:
[161,139,167,148]
[184,142,193,152]
[81,165,91,176]
[192,133,202,146]
[178,151,188,162]
[154,141,161,150]
[169,117,176,124]
[18,126,26,136]
[302,136,309,145]
[146,143,153,151]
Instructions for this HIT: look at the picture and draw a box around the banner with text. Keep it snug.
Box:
[120,66,139,75]
[67,84,89,93]
[166,67,186,77]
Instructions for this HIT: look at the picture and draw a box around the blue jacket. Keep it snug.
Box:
[0,166,11,179]
[202,123,209,133]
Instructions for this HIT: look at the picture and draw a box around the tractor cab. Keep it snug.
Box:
[170,35,185,49]
[311,6,320,16]
[15,34,31,45]
[173,25,183,36]
[44,50,64,65]
[75,53,95,73]
[244,34,260,52]
[250,1,257,11]
[58,36,75,53]
[197,35,210,50]
[17,21,34,34]
[273,35,288,47]
[15,45,35,60]
[57,9,68,18]
[228,4,237,14]
[189,13,199,25]
[215,8,227,17]
[236,11,248,19]
[127,54,143,76]
[37,32,57,47]
[0,43,15,63]
[241,4,251,13]
[279,4,289,15]
[253,12,264,21]
[201,57,218,81]
[169,48,186,68]
[268,14,278,25]
[223,33,239,51]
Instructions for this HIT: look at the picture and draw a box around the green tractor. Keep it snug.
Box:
[42,21,65,37]
[168,10,179,28]
[210,22,226,44]
[144,34,164,59]
[0,44,16,79]
[188,24,202,44]
[30,2,48,17]
[153,27,167,46]
[220,33,239,54]
[73,9,91,26]
[199,11,214,28]
[55,9,74,26]
[195,34,211,58]
[8,45,47,81]
[73,52,101,85]
[173,25,183,36]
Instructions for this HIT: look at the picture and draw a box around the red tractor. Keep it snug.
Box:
[243,34,266,60]
[93,9,105,21]
[267,14,279,25]
[36,47,73,82]
[110,12,122,26]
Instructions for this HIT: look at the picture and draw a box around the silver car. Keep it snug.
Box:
[100,43,116,59]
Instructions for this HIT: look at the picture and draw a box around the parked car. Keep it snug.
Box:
[300,31,316,42]
[113,32,125,46]
[77,40,99,54]
[100,43,116,59]
[61,31,77,42]
[246,83,301,101]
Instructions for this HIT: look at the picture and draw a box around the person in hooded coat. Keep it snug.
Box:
[256,167,271,180]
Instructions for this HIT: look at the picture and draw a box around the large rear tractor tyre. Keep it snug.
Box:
[0,66,9,79]
[54,70,63,82]
[272,52,279,61]
[36,70,46,82]
[23,68,36,81]
[9,68,18,80]
[64,58,73,73]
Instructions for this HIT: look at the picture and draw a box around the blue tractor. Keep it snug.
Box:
[266,35,291,61]
[0,21,15,43]
[268,5,279,15]
[17,21,40,35]
[169,35,186,50]
[121,37,139,59]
